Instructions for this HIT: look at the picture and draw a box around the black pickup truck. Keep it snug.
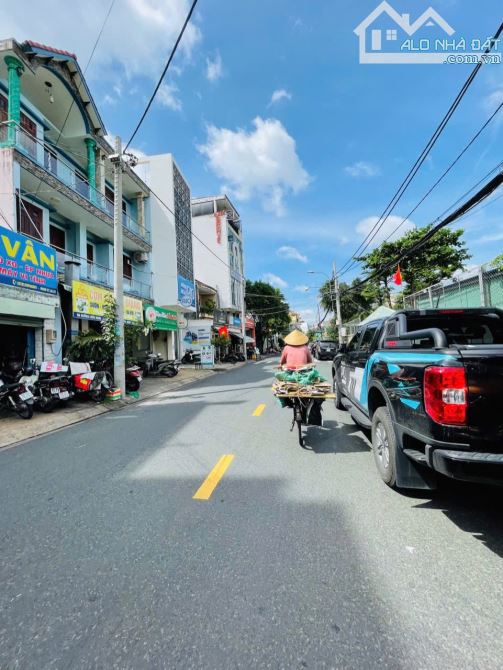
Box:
[332,308,503,490]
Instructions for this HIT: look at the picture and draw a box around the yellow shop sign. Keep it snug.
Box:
[72,280,143,324]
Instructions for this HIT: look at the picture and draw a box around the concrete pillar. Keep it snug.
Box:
[85,138,97,201]
[136,192,145,232]
[4,56,24,144]
[96,150,106,195]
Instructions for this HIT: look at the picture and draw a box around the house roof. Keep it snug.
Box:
[354,1,454,37]
[24,40,77,60]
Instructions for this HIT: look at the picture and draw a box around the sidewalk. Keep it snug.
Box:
[0,362,245,450]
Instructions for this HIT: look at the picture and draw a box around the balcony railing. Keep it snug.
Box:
[0,121,150,245]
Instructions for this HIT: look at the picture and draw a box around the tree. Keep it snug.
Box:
[245,280,290,351]
[318,278,374,323]
[355,226,470,304]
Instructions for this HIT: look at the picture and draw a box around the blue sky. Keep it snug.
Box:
[7,0,503,323]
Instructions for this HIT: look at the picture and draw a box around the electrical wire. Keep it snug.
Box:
[336,21,503,279]
[124,0,199,151]
[339,100,503,277]
[339,169,503,301]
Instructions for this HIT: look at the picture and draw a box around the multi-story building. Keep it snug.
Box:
[135,153,195,358]
[190,195,246,348]
[0,39,152,364]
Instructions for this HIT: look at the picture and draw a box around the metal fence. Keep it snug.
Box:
[403,264,503,310]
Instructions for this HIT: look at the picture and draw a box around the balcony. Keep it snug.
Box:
[86,263,152,300]
[0,121,151,246]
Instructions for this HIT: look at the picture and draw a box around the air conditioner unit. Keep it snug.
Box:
[134,251,149,263]
[45,329,57,343]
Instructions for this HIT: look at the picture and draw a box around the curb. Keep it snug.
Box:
[0,362,247,451]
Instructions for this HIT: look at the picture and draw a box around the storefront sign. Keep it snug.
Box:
[232,316,241,327]
[181,320,212,352]
[144,305,177,331]
[213,309,227,325]
[72,280,143,324]
[177,275,196,309]
[201,344,214,368]
[0,228,57,294]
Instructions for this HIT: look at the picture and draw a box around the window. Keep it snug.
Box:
[105,185,114,216]
[20,112,37,158]
[386,29,397,40]
[49,224,66,252]
[123,254,132,280]
[0,93,7,123]
[17,198,43,239]
[44,146,58,175]
[75,171,89,199]
[347,328,363,353]
[359,325,379,353]
[385,320,397,337]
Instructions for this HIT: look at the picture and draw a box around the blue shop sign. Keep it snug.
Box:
[233,316,241,326]
[0,228,57,294]
[177,275,196,309]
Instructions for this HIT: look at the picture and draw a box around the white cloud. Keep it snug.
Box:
[277,246,308,263]
[294,285,309,292]
[262,273,288,289]
[156,82,182,111]
[102,94,116,106]
[198,117,311,216]
[483,88,503,112]
[269,88,292,106]
[344,161,381,178]
[206,51,223,82]
[356,215,415,248]
[3,0,201,80]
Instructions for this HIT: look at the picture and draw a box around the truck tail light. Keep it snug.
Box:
[424,366,467,425]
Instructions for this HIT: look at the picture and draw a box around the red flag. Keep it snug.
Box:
[393,265,403,286]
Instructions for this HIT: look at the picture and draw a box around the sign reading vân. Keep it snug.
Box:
[0,228,57,294]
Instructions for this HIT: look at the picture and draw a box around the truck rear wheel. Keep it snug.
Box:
[371,406,397,487]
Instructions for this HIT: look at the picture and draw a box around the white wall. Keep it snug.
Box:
[135,155,178,307]
[192,212,233,309]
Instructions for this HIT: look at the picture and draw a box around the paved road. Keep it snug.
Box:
[1,359,503,669]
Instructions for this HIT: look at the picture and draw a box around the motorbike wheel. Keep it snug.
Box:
[15,402,33,419]
[126,377,141,392]
[161,367,176,377]
[39,397,55,413]
[91,388,106,403]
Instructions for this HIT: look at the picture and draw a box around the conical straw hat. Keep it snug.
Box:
[284,329,309,346]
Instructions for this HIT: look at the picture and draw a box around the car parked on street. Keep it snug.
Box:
[332,308,503,490]
[313,340,338,360]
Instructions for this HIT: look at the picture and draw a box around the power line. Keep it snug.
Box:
[341,169,503,301]
[124,0,199,151]
[340,100,503,277]
[336,21,503,279]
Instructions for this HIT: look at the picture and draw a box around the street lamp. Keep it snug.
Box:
[307,270,334,315]
[307,265,343,344]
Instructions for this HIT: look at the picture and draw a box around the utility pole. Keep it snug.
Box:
[332,260,343,345]
[111,136,126,396]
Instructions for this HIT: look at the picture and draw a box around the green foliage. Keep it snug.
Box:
[68,295,146,366]
[318,278,374,322]
[200,298,216,315]
[356,225,470,302]
[212,334,230,348]
[245,280,290,345]
[491,254,503,271]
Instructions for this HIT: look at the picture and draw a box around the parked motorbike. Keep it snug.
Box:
[20,360,73,412]
[143,352,180,377]
[181,349,201,365]
[68,361,113,403]
[0,374,34,419]
[126,365,143,392]
[222,352,239,364]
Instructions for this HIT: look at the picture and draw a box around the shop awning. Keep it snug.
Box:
[0,296,55,322]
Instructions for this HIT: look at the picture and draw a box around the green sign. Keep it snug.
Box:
[144,305,178,331]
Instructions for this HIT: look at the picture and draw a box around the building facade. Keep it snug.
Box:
[191,195,246,349]
[135,153,194,358]
[0,39,152,364]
